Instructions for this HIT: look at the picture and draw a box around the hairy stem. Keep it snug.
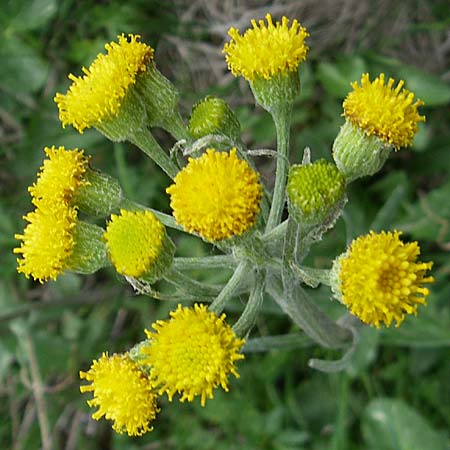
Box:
[129,128,179,179]
[265,106,292,232]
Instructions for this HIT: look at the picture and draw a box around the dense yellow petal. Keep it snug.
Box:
[55,34,153,132]
[343,73,425,148]
[335,230,434,327]
[29,146,89,206]
[166,148,262,241]
[223,13,309,81]
[103,209,165,277]
[14,202,77,282]
[80,353,158,436]
[140,304,245,406]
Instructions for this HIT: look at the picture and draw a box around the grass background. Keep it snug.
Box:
[0,0,449,449]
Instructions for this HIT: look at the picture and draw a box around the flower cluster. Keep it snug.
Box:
[14,146,89,282]
[14,14,434,438]
[80,305,244,434]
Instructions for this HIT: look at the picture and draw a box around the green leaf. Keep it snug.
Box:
[380,307,450,348]
[0,36,48,93]
[395,181,450,243]
[317,56,367,98]
[8,0,58,31]
[396,65,450,107]
[362,398,450,450]
[345,326,380,377]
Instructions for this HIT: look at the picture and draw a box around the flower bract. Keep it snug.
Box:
[333,230,434,327]
[55,34,153,133]
[343,73,425,148]
[166,148,262,241]
[140,304,245,406]
[223,13,309,82]
[80,353,158,436]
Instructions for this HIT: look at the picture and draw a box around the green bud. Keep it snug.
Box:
[287,159,346,226]
[332,121,392,182]
[188,96,241,141]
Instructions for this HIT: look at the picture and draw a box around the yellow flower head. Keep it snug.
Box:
[166,148,262,241]
[103,209,167,278]
[29,146,89,206]
[333,230,434,327]
[343,73,425,148]
[140,304,245,406]
[55,34,154,133]
[80,353,158,436]
[223,13,309,81]
[14,202,77,283]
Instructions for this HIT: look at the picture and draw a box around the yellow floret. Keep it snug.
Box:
[166,148,262,241]
[55,34,153,133]
[140,304,245,406]
[334,230,434,327]
[223,13,309,81]
[14,202,78,283]
[80,353,158,436]
[343,73,425,148]
[28,146,89,206]
[103,209,166,278]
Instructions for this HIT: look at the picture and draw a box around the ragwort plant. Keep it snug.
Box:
[13,13,434,436]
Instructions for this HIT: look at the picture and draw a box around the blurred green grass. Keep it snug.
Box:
[0,1,449,449]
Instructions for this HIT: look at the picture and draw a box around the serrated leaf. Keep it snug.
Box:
[362,398,450,450]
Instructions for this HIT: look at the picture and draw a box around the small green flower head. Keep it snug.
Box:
[287,159,346,225]
[104,209,175,282]
[188,96,241,141]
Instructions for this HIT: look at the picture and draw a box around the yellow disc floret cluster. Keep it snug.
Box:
[140,304,245,406]
[80,353,159,436]
[14,147,89,282]
[335,230,434,327]
[55,34,154,133]
[166,148,262,241]
[343,73,425,148]
[29,146,89,206]
[14,202,78,282]
[223,13,309,81]
[103,210,165,278]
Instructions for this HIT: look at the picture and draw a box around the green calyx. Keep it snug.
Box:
[135,62,188,140]
[250,70,300,113]
[95,87,146,142]
[66,221,110,274]
[332,120,392,182]
[74,168,123,217]
[188,96,241,141]
[287,159,346,225]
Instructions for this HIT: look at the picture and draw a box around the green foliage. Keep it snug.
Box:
[1,1,449,449]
